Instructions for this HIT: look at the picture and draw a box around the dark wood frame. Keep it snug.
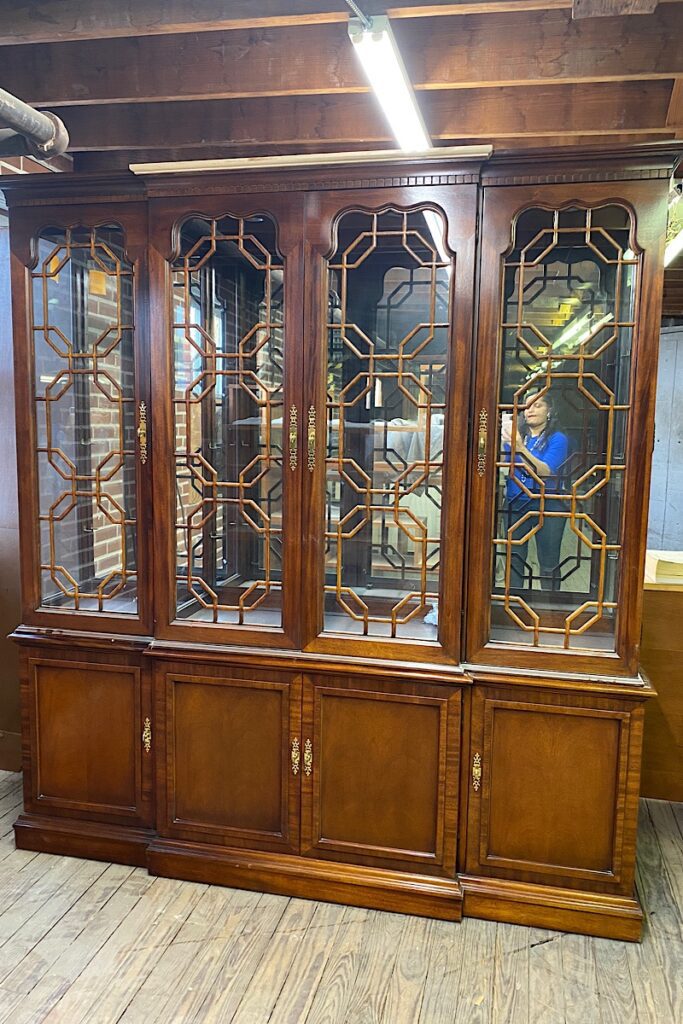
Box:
[8,198,153,637]
[465,178,668,677]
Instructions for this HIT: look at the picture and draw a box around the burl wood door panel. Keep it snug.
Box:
[301,675,461,873]
[161,668,301,853]
[466,684,644,892]
[26,655,152,826]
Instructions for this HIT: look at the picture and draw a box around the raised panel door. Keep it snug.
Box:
[24,651,152,826]
[465,683,644,893]
[301,674,461,873]
[159,664,301,853]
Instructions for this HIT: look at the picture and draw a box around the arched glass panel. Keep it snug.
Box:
[32,224,137,613]
[323,207,453,640]
[491,205,638,650]
[172,214,284,626]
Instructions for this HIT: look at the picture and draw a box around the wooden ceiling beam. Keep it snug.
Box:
[71,134,678,172]
[666,79,683,128]
[5,0,683,45]
[57,81,673,152]
[573,0,658,16]
[8,6,683,108]
[0,1,590,45]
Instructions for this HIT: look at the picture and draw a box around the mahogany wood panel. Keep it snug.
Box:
[301,675,461,874]
[23,649,152,827]
[465,177,669,677]
[640,588,683,801]
[7,7,683,106]
[465,682,646,894]
[156,662,301,854]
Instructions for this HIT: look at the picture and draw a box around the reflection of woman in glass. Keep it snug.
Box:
[501,391,569,591]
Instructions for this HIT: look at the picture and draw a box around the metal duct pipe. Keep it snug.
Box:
[0,87,69,158]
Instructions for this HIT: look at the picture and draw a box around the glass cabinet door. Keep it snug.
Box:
[466,184,667,672]
[31,222,141,620]
[301,188,478,659]
[170,213,287,631]
[322,207,451,642]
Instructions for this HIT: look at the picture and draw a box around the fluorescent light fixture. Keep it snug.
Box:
[664,227,683,267]
[348,15,431,153]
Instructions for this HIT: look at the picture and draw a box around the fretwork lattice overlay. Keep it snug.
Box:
[32,224,137,613]
[491,205,638,650]
[324,207,452,640]
[173,215,284,626]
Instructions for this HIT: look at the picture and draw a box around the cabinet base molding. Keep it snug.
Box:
[14,814,154,869]
[460,874,643,941]
[147,839,464,922]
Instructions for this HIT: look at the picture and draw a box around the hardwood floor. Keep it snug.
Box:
[0,770,681,1023]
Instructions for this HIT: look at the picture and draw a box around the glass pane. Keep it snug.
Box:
[32,224,137,613]
[324,207,452,640]
[491,205,637,650]
[172,215,284,626]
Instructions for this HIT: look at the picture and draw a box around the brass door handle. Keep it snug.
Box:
[307,406,316,472]
[472,752,482,791]
[289,405,298,471]
[137,401,148,465]
[303,738,313,776]
[476,409,487,477]
[291,737,301,775]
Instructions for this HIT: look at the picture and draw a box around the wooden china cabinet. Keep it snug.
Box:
[3,146,673,940]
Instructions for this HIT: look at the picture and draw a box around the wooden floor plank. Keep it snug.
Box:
[451,917,497,1023]
[0,858,107,982]
[37,877,207,1024]
[229,899,320,1024]
[417,913,469,1024]
[492,922,530,1024]
[267,901,348,1024]
[0,862,135,996]
[647,799,683,912]
[561,932,601,1024]
[2,872,162,1024]
[338,910,406,1024]
[304,914,369,1024]
[184,894,291,1024]
[0,772,679,1024]
[381,915,434,1024]
[592,938,638,1024]
[528,928,566,1024]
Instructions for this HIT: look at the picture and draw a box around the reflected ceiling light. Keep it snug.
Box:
[347,12,431,152]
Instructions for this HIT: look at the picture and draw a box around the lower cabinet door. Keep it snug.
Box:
[158,664,301,854]
[24,649,153,827]
[465,683,645,893]
[300,674,461,874]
